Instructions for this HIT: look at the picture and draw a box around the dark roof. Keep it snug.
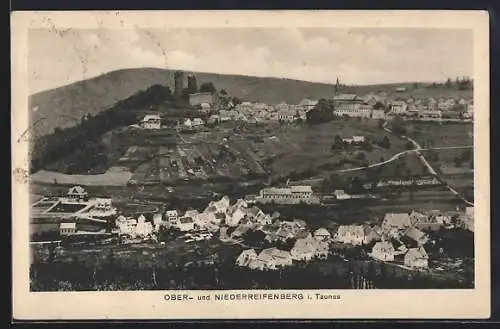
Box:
[180,217,193,224]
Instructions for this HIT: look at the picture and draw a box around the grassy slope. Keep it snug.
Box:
[29,67,473,137]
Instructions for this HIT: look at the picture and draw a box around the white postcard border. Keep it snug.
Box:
[11,10,491,320]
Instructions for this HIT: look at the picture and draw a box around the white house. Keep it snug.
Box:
[313,228,331,241]
[226,199,248,226]
[60,222,77,236]
[236,249,258,267]
[404,246,429,269]
[67,185,88,201]
[165,210,179,226]
[142,114,162,129]
[117,218,137,236]
[185,209,200,219]
[207,114,220,125]
[371,241,395,262]
[86,198,117,217]
[334,103,373,118]
[371,109,386,120]
[390,101,408,114]
[258,185,315,204]
[404,227,429,246]
[178,217,195,232]
[334,225,365,245]
[363,225,382,245]
[193,211,217,229]
[227,207,246,227]
[205,196,231,214]
[200,102,211,112]
[248,248,293,270]
[135,215,153,237]
[184,118,193,128]
[352,136,365,143]
[153,213,163,226]
[381,213,413,235]
[333,189,351,200]
[192,118,205,127]
[290,237,316,261]
[278,109,297,122]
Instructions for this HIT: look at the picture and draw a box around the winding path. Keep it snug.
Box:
[382,121,474,206]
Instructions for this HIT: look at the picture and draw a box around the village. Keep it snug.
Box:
[138,78,474,131]
[32,183,474,278]
[29,72,475,290]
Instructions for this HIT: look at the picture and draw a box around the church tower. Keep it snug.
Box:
[334,77,341,96]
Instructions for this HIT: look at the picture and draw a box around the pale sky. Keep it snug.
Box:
[28,27,473,94]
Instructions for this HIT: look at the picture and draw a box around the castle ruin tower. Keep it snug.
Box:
[187,73,198,94]
[174,71,185,96]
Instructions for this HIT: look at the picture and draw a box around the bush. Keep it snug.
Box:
[379,136,391,149]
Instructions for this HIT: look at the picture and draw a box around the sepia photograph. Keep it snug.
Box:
[12,10,490,320]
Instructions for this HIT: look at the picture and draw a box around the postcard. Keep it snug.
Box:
[11,10,490,320]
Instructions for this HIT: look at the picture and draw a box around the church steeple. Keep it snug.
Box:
[335,77,341,96]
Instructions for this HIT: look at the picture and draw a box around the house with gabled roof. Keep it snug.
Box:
[248,247,293,270]
[334,225,365,245]
[236,249,258,267]
[313,228,331,241]
[290,237,316,261]
[371,241,395,262]
[67,186,88,201]
[60,222,77,236]
[178,217,195,232]
[404,227,429,246]
[404,246,429,269]
[231,224,252,239]
[363,225,382,245]
[381,213,413,236]
[142,114,161,129]
[205,195,231,214]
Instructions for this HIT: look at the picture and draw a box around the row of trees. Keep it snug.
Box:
[306,99,334,124]
[30,244,473,291]
[444,76,474,90]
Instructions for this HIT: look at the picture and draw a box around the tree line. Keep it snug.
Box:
[30,244,472,291]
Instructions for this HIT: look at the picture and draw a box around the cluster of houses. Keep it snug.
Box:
[114,196,279,241]
[43,185,475,278]
[235,222,331,271]
[206,99,316,125]
[114,214,157,240]
[332,207,473,269]
[140,113,207,130]
[333,94,386,119]
[331,92,473,121]
[139,89,473,131]
[231,204,474,272]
